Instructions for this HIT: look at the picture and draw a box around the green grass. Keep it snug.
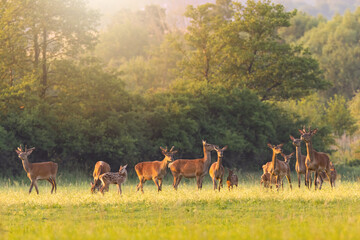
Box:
[0,176,360,240]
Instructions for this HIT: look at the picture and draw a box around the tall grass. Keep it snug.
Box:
[0,173,360,240]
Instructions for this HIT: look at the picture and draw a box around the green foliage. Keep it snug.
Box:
[300,8,360,98]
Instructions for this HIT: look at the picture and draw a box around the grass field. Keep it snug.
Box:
[0,175,360,240]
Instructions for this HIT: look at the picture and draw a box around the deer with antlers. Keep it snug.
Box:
[209,145,227,191]
[15,145,58,194]
[135,146,177,193]
[90,161,111,193]
[168,140,217,190]
[226,169,238,190]
[99,165,128,195]
[290,135,308,188]
[299,126,333,190]
[267,143,292,190]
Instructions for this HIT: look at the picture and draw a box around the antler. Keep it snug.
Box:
[169,146,175,152]
[160,146,167,152]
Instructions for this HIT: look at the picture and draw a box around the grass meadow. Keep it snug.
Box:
[0,172,360,240]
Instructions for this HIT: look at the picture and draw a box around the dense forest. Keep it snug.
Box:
[1,0,360,177]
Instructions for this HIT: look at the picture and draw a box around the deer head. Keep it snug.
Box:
[299,126,318,143]
[15,145,35,161]
[290,135,302,147]
[215,145,228,158]
[118,164,128,174]
[267,143,283,154]
[202,140,217,152]
[160,146,177,162]
[281,152,294,164]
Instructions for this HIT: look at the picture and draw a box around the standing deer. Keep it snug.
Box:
[135,146,177,193]
[168,140,217,190]
[290,135,309,188]
[99,165,128,195]
[260,172,277,188]
[226,169,238,190]
[90,161,111,193]
[267,143,292,190]
[209,145,227,191]
[15,145,58,194]
[316,161,337,189]
[299,127,333,190]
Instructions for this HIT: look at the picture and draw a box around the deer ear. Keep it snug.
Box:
[281,153,285,158]
[290,135,295,141]
[311,128,318,135]
[298,129,304,135]
[278,143,284,148]
[222,146,228,151]
[26,148,35,155]
[172,150,178,154]
[267,143,273,148]
[290,152,295,157]
[123,164,127,169]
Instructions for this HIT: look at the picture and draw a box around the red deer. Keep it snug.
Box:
[260,172,277,188]
[135,146,177,193]
[168,140,217,190]
[226,169,238,190]
[209,145,227,191]
[90,161,111,193]
[99,165,128,195]
[299,127,333,190]
[316,161,337,189]
[267,143,292,190]
[15,145,58,194]
[290,135,308,188]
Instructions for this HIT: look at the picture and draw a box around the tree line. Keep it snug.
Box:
[0,0,359,177]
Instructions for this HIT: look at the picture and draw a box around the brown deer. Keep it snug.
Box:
[135,146,177,193]
[168,140,217,190]
[267,143,292,190]
[90,161,111,193]
[299,127,333,190]
[316,161,337,189]
[260,172,277,188]
[15,145,58,194]
[209,145,227,191]
[226,169,238,190]
[290,135,308,188]
[99,165,128,195]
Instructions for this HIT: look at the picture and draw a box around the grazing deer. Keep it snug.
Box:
[299,126,333,190]
[290,135,308,188]
[135,146,177,193]
[99,165,128,195]
[90,161,111,193]
[209,145,227,191]
[316,161,337,189]
[226,169,238,190]
[267,143,292,190]
[168,140,217,190]
[15,145,58,194]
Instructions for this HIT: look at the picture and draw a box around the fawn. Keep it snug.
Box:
[99,165,128,195]
[226,169,238,190]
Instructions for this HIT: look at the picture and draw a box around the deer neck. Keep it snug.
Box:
[215,156,223,170]
[161,157,169,170]
[202,146,212,169]
[295,145,305,166]
[21,157,32,173]
[305,140,315,162]
[271,151,277,170]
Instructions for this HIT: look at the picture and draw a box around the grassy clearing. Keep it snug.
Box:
[0,177,360,240]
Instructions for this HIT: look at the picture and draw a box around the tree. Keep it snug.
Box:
[300,8,360,98]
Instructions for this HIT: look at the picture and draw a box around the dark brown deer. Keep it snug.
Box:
[168,140,217,190]
[135,146,177,193]
[99,165,128,195]
[316,161,337,189]
[290,135,308,188]
[15,145,58,194]
[267,143,292,190]
[91,161,111,193]
[209,145,227,191]
[299,126,333,190]
[226,169,238,190]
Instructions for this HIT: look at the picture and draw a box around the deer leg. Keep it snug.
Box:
[158,178,163,191]
[175,175,182,190]
[325,169,332,189]
[53,178,57,193]
[33,181,39,194]
[287,175,292,190]
[212,177,217,191]
[196,175,201,190]
[29,181,34,194]
[298,173,301,188]
[314,171,319,191]
[269,174,273,190]
[152,177,160,192]
[47,178,54,194]
[220,177,223,189]
[117,184,122,195]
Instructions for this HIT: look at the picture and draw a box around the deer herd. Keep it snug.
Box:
[15,126,336,195]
